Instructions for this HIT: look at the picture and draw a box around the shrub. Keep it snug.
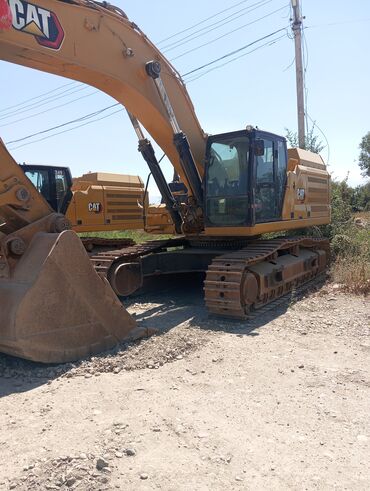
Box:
[332,256,370,295]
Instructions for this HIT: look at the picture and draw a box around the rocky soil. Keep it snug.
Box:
[0,276,369,490]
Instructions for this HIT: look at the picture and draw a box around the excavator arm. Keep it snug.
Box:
[0,138,54,231]
[0,138,72,278]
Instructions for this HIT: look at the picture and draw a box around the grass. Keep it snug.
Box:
[330,222,370,295]
[354,211,370,221]
[79,229,174,243]
[331,256,370,295]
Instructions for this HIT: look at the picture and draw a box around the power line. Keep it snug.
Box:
[170,4,288,61]
[9,108,124,150]
[306,112,330,164]
[0,81,79,114]
[156,0,255,45]
[0,91,97,128]
[162,0,272,52]
[3,3,284,129]
[282,55,295,72]
[298,6,329,165]
[299,0,308,135]
[182,26,288,77]
[6,103,119,145]
[185,33,287,83]
[7,29,288,147]
[302,29,309,135]
[0,85,89,120]
[0,85,89,121]
[306,18,370,29]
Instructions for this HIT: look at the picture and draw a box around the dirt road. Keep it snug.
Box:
[0,277,369,490]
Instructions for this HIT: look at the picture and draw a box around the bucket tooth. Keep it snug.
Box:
[0,230,141,363]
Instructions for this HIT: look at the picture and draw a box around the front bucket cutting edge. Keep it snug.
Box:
[0,230,143,363]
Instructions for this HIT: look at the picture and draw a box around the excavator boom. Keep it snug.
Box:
[1,0,206,193]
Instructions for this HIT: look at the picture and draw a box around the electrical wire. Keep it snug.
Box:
[6,26,289,147]
[6,103,120,145]
[282,55,295,72]
[162,0,272,52]
[0,81,79,114]
[185,32,287,83]
[300,0,309,135]
[157,0,256,45]
[0,85,90,121]
[302,1,310,135]
[306,18,370,29]
[306,112,330,164]
[3,3,286,128]
[0,91,97,128]
[303,31,309,135]
[182,26,288,78]
[170,4,288,62]
[8,107,124,150]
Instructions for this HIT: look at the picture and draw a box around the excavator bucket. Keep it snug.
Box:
[0,230,143,364]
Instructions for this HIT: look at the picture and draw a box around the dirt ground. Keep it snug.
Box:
[0,276,369,490]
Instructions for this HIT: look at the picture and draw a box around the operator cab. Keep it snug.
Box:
[20,164,73,214]
[204,128,287,227]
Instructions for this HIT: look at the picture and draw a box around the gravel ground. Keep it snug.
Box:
[0,276,369,490]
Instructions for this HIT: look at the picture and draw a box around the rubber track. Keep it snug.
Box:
[204,237,330,319]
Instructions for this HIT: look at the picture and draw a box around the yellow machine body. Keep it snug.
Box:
[0,0,330,363]
[205,148,330,236]
[67,172,146,233]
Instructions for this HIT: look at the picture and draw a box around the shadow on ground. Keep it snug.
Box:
[126,272,322,335]
[0,272,325,398]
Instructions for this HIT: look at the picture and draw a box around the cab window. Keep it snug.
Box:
[25,169,51,202]
[206,136,250,226]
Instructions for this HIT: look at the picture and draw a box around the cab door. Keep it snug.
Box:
[254,135,287,223]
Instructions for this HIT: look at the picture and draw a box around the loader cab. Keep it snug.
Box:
[204,129,288,227]
[20,164,73,214]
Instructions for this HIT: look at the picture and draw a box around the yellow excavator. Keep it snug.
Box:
[19,163,176,237]
[0,0,330,363]
[20,164,146,232]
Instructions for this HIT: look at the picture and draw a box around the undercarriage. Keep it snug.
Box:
[89,236,330,318]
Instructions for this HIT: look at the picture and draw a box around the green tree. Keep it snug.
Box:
[359,132,370,178]
[285,123,325,154]
[351,182,370,211]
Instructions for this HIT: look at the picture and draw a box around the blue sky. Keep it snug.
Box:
[1,0,369,198]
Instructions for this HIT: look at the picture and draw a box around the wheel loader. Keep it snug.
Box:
[0,0,330,363]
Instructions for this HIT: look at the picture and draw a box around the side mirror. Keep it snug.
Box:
[254,139,265,157]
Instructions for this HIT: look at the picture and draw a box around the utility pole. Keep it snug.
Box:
[291,0,305,149]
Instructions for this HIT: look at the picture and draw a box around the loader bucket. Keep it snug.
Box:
[0,230,143,363]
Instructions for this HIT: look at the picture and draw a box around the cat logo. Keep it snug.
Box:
[8,0,64,50]
[88,202,102,213]
[297,188,305,201]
